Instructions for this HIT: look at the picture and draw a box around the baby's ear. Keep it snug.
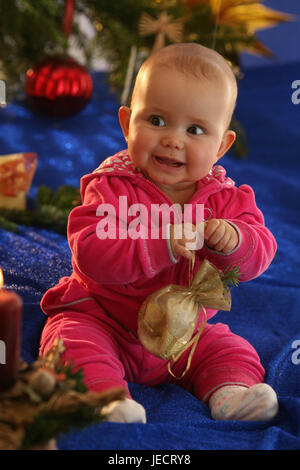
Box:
[119,106,131,141]
[217,130,236,160]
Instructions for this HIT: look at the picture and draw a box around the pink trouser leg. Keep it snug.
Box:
[40,311,132,397]
[164,323,265,404]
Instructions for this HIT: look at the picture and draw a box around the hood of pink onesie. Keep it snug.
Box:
[80,149,237,206]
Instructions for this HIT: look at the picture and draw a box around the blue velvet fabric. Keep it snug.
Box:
[0,62,299,450]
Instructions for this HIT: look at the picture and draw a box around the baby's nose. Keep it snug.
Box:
[160,135,184,150]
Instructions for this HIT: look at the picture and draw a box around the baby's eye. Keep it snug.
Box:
[150,115,165,127]
[187,125,204,135]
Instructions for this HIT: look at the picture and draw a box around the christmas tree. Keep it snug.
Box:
[0,1,294,233]
[0,0,293,100]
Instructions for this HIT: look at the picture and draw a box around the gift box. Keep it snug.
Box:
[0,153,37,210]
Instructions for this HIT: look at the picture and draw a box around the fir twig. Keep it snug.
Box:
[0,185,81,236]
[0,215,19,233]
[20,405,103,450]
[221,265,241,289]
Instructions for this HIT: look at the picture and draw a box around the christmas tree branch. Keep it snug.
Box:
[221,265,241,289]
[0,185,81,236]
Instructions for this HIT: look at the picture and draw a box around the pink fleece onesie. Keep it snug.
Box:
[40,149,277,403]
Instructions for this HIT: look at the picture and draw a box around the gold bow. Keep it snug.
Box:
[139,12,183,53]
[138,259,232,378]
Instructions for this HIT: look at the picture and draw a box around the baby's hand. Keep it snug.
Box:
[204,219,238,254]
[170,223,201,261]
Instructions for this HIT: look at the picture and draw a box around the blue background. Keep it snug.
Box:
[242,0,300,68]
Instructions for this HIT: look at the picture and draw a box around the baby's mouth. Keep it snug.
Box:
[153,155,185,168]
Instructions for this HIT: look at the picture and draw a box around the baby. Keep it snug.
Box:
[40,43,279,423]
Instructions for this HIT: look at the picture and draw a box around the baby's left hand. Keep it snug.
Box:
[204,219,238,254]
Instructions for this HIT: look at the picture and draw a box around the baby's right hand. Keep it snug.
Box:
[170,223,202,261]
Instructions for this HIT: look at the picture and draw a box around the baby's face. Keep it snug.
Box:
[119,65,235,192]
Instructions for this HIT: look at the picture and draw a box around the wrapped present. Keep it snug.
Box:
[138,259,239,378]
[0,153,37,210]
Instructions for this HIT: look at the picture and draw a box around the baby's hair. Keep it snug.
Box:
[131,43,238,128]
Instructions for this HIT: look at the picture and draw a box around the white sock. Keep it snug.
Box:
[209,383,279,421]
[101,398,147,423]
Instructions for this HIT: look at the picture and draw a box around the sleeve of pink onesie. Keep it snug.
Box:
[200,184,277,282]
[68,175,176,285]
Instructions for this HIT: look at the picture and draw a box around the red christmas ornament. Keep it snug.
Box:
[25,55,93,117]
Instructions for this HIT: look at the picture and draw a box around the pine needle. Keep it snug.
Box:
[221,265,241,289]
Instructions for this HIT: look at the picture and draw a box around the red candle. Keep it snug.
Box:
[0,269,22,392]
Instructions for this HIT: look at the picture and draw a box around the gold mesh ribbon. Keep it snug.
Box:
[138,259,232,378]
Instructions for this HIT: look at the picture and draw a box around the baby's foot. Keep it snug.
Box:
[209,383,278,421]
[101,398,146,423]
